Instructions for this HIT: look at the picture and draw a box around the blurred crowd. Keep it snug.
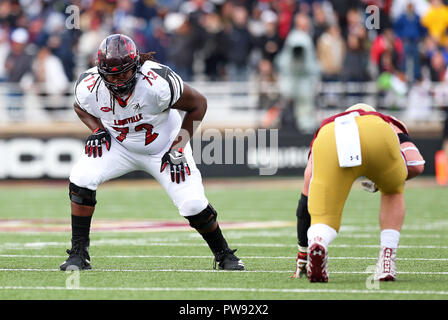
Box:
[2,0,448,130]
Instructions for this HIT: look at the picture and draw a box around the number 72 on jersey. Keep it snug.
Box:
[112,123,159,145]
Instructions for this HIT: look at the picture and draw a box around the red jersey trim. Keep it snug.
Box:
[308,109,409,157]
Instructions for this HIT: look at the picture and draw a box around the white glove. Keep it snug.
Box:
[361,180,378,193]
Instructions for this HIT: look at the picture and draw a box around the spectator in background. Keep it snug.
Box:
[345,7,366,41]
[32,46,69,116]
[76,6,110,71]
[316,24,345,81]
[226,5,253,81]
[429,50,447,82]
[379,30,405,75]
[0,0,25,29]
[312,2,330,45]
[373,29,407,107]
[202,11,228,81]
[390,0,429,21]
[371,28,405,75]
[113,0,135,32]
[180,0,215,17]
[157,0,184,11]
[219,0,235,30]
[4,28,32,83]
[133,0,158,21]
[0,28,9,82]
[4,28,33,120]
[421,35,438,65]
[342,33,370,82]
[42,11,78,81]
[258,10,283,63]
[165,13,197,81]
[274,0,297,41]
[141,17,169,65]
[256,57,279,112]
[328,0,360,36]
[421,0,448,47]
[275,12,320,133]
[394,1,427,82]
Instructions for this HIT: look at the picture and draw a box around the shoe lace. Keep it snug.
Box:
[213,248,238,270]
[66,243,89,259]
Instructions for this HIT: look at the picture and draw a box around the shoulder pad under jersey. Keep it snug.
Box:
[139,60,184,108]
[74,66,101,111]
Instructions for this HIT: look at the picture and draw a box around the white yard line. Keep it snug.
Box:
[0,285,447,296]
[1,240,448,250]
[0,268,447,275]
[1,254,448,261]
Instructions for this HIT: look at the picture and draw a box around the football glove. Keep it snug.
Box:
[85,128,111,158]
[160,148,191,183]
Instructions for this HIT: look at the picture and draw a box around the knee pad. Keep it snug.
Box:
[185,204,217,232]
[69,182,97,207]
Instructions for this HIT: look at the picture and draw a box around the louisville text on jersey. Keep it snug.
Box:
[113,113,143,126]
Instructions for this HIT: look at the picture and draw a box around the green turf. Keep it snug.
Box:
[0,179,447,300]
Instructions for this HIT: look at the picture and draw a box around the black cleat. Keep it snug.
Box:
[213,248,245,270]
[60,243,92,271]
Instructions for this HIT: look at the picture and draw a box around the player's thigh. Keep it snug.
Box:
[70,142,137,190]
[358,117,407,194]
[309,125,356,231]
[140,143,209,216]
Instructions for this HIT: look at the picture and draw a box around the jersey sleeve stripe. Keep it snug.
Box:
[169,72,183,106]
[166,75,175,107]
[149,63,184,107]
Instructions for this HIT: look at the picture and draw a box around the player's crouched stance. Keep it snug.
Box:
[291,103,424,282]
[60,34,244,272]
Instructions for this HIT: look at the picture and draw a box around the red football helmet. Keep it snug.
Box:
[97,34,140,96]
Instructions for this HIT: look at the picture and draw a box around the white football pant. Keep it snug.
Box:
[69,141,208,217]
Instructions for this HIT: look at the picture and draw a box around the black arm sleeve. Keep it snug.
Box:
[398,133,414,144]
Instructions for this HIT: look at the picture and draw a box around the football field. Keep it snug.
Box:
[0,178,447,301]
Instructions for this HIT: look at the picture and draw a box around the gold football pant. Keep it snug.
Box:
[308,115,407,231]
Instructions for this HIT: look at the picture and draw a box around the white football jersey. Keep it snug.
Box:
[74,60,184,155]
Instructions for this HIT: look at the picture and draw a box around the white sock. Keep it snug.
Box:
[380,229,400,249]
[307,223,338,247]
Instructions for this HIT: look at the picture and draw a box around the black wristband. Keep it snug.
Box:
[398,133,413,144]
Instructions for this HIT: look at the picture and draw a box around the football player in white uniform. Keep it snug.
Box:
[60,34,244,271]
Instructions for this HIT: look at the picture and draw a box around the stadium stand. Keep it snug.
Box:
[0,0,447,137]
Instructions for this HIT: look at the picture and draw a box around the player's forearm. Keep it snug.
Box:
[74,103,103,132]
[171,97,207,149]
[400,141,425,180]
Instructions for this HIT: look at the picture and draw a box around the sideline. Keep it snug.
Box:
[0,177,441,189]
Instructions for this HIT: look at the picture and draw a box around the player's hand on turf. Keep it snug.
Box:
[85,128,111,158]
[361,179,378,193]
[160,148,191,183]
